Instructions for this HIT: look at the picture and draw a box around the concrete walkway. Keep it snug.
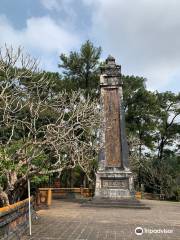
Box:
[22,199,180,240]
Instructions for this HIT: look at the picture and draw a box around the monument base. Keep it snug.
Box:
[95,167,134,199]
[81,167,150,209]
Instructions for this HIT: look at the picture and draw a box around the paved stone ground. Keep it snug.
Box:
[21,199,180,240]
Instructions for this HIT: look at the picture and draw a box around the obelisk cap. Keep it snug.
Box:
[106,55,116,65]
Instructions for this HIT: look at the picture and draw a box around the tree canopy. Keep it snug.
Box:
[0,46,102,205]
[59,40,101,93]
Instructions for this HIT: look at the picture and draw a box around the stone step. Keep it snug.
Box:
[81,199,150,209]
[86,202,146,206]
[93,198,141,203]
[82,204,150,209]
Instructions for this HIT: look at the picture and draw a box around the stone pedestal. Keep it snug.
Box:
[95,168,133,199]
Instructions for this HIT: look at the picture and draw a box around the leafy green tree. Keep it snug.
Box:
[151,92,180,196]
[155,91,180,161]
[59,40,101,91]
[122,75,146,111]
[123,76,180,197]
[123,76,157,188]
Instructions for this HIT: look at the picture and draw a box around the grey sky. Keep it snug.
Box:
[0,0,179,92]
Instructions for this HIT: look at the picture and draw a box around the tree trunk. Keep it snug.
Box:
[158,136,165,160]
[0,190,9,207]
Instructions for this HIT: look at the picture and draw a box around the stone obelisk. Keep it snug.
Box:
[95,55,133,199]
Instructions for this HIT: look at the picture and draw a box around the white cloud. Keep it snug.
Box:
[25,16,78,53]
[88,0,180,92]
[0,14,79,71]
[40,0,77,31]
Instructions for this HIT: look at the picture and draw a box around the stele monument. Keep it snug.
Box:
[95,55,134,199]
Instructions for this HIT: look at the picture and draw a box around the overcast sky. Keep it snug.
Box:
[1,0,180,93]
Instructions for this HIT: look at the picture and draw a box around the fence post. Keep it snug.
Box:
[47,188,52,206]
[28,178,32,236]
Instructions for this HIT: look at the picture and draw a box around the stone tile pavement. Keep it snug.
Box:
[21,199,180,240]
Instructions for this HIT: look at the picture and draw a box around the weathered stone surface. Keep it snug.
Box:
[103,88,122,167]
[95,169,133,199]
[101,178,129,189]
[0,197,34,240]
